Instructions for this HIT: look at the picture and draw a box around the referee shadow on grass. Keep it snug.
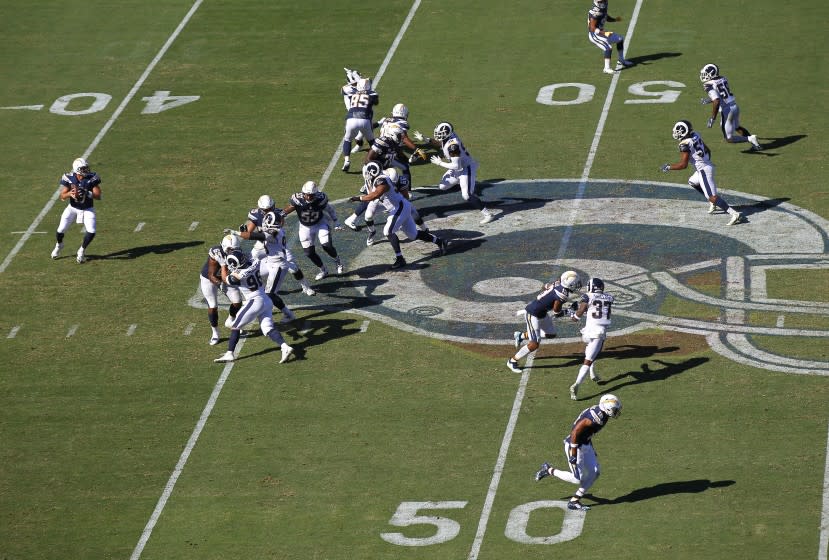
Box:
[584,479,735,507]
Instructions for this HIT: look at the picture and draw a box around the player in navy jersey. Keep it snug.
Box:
[699,63,762,150]
[283,181,344,280]
[586,0,632,74]
[661,120,744,225]
[199,235,244,345]
[569,277,613,400]
[535,394,622,511]
[341,77,379,172]
[507,271,582,373]
[51,158,102,263]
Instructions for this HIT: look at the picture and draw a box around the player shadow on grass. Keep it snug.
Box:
[584,479,735,507]
[239,314,363,363]
[575,357,709,400]
[534,344,681,368]
[732,197,790,220]
[92,240,203,260]
[622,52,682,67]
[742,134,806,156]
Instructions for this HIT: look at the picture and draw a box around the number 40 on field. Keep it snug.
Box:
[537,80,685,105]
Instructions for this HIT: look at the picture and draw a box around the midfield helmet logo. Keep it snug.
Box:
[194,180,829,376]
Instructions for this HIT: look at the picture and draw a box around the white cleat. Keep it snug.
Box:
[224,316,235,328]
[603,67,617,75]
[76,248,86,264]
[748,134,763,150]
[589,370,601,382]
[727,212,744,226]
[279,343,294,364]
[214,351,235,363]
[336,263,344,275]
[302,285,316,296]
[708,202,717,214]
[315,269,328,281]
[479,212,494,225]
[616,59,634,69]
[209,334,221,346]
[569,384,578,401]
[51,242,63,259]
[344,217,358,231]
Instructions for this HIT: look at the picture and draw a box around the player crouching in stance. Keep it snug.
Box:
[535,393,622,511]
[214,249,293,364]
[200,234,244,345]
[351,162,447,270]
[507,270,582,373]
[587,0,633,74]
[568,277,613,400]
[661,120,744,226]
[51,157,102,263]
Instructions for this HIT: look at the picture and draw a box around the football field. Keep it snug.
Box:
[1,1,828,559]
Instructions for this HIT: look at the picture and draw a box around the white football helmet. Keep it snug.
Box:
[221,234,240,253]
[226,249,248,272]
[672,120,692,140]
[356,78,372,92]
[385,168,400,186]
[433,122,454,141]
[362,161,382,183]
[392,103,409,119]
[599,394,622,418]
[257,194,274,210]
[699,63,719,82]
[72,158,89,174]
[261,210,284,233]
[381,122,405,143]
[560,270,582,292]
[301,181,319,195]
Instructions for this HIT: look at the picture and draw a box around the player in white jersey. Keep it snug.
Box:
[229,194,316,297]
[699,63,762,150]
[568,277,613,400]
[214,250,294,364]
[51,157,102,263]
[245,210,297,324]
[350,162,447,270]
[586,0,633,74]
[413,122,494,225]
[341,76,379,172]
[661,120,744,226]
[200,235,244,345]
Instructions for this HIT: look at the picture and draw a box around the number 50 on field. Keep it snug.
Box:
[537,80,686,105]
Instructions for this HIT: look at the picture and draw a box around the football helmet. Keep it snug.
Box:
[385,168,400,186]
[599,394,622,418]
[362,161,382,183]
[356,77,372,92]
[301,181,319,195]
[699,63,719,82]
[261,210,284,233]
[226,249,248,272]
[221,234,240,253]
[257,194,274,211]
[672,120,693,140]
[560,270,582,292]
[593,0,608,8]
[72,157,90,175]
[433,122,454,141]
[588,277,605,293]
[392,103,409,119]
[381,122,405,143]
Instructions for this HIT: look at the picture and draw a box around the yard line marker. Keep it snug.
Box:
[126,324,138,336]
[469,2,644,557]
[188,221,199,231]
[66,324,79,338]
[11,231,46,234]
[0,0,204,275]
[360,320,370,333]
[820,420,829,560]
[318,0,421,190]
[131,336,247,560]
[7,326,20,339]
[134,222,146,233]
[184,323,195,336]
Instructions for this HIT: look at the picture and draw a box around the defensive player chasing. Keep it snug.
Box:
[699,63,762,150]
[661,120,744,226]
[535,393,622,511]
[508,271,582,373]
[569,277,613,400]
[51,157,102,263]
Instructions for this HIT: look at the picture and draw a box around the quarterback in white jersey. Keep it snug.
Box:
[661,120,744,226]
[214,250,293,364]
[699,63,762,150]
[568,277,613,400]
[414,121,494,225]
[350,162,446,270]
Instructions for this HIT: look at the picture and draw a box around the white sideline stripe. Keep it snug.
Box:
[317,0,421,190]
[0,0,204,275]
[134,222,146,233]
[468,355,532,560]
[130,336,246,560]
[468,2,643,557]
[820,420,829,560]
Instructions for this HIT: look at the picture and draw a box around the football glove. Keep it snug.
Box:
[706,116,715,128]
[411,130,424,142]
[430,155,444,166]
[700,97,712,105]
[348,195,361,202]
[660,163,671,173]
[408,148,428,164]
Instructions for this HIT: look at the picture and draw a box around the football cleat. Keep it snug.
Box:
[224,316,235,328]
[479,211,494,225]
[513,331,523,349]
[302,285,316,296]
[209,334,221,346]
[390,256,407,270]
[76,248,86,264]
[728,212,744,226]
[616,59,633,69]
[366,231,376,246]
[602,68,616,75]
[589,369,601,382]
[438,239,448,256]
[708,202,717,214]
[51,242,63,259]
[315,268,328,281]
[748,134,763,150]
[341,160,350,172]
[507,359,522,373]
[279,343,294,364]
[214,351,235,363]
[569,384,578,400]
[567,500,590,511]
[535,462,551,481]
[336,263,344,275]
[344,216,359,231]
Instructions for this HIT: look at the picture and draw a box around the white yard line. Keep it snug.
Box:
[819,420,829,560]
[317,0,421,190]
[0,0,204,275]
[468,2,644,557]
